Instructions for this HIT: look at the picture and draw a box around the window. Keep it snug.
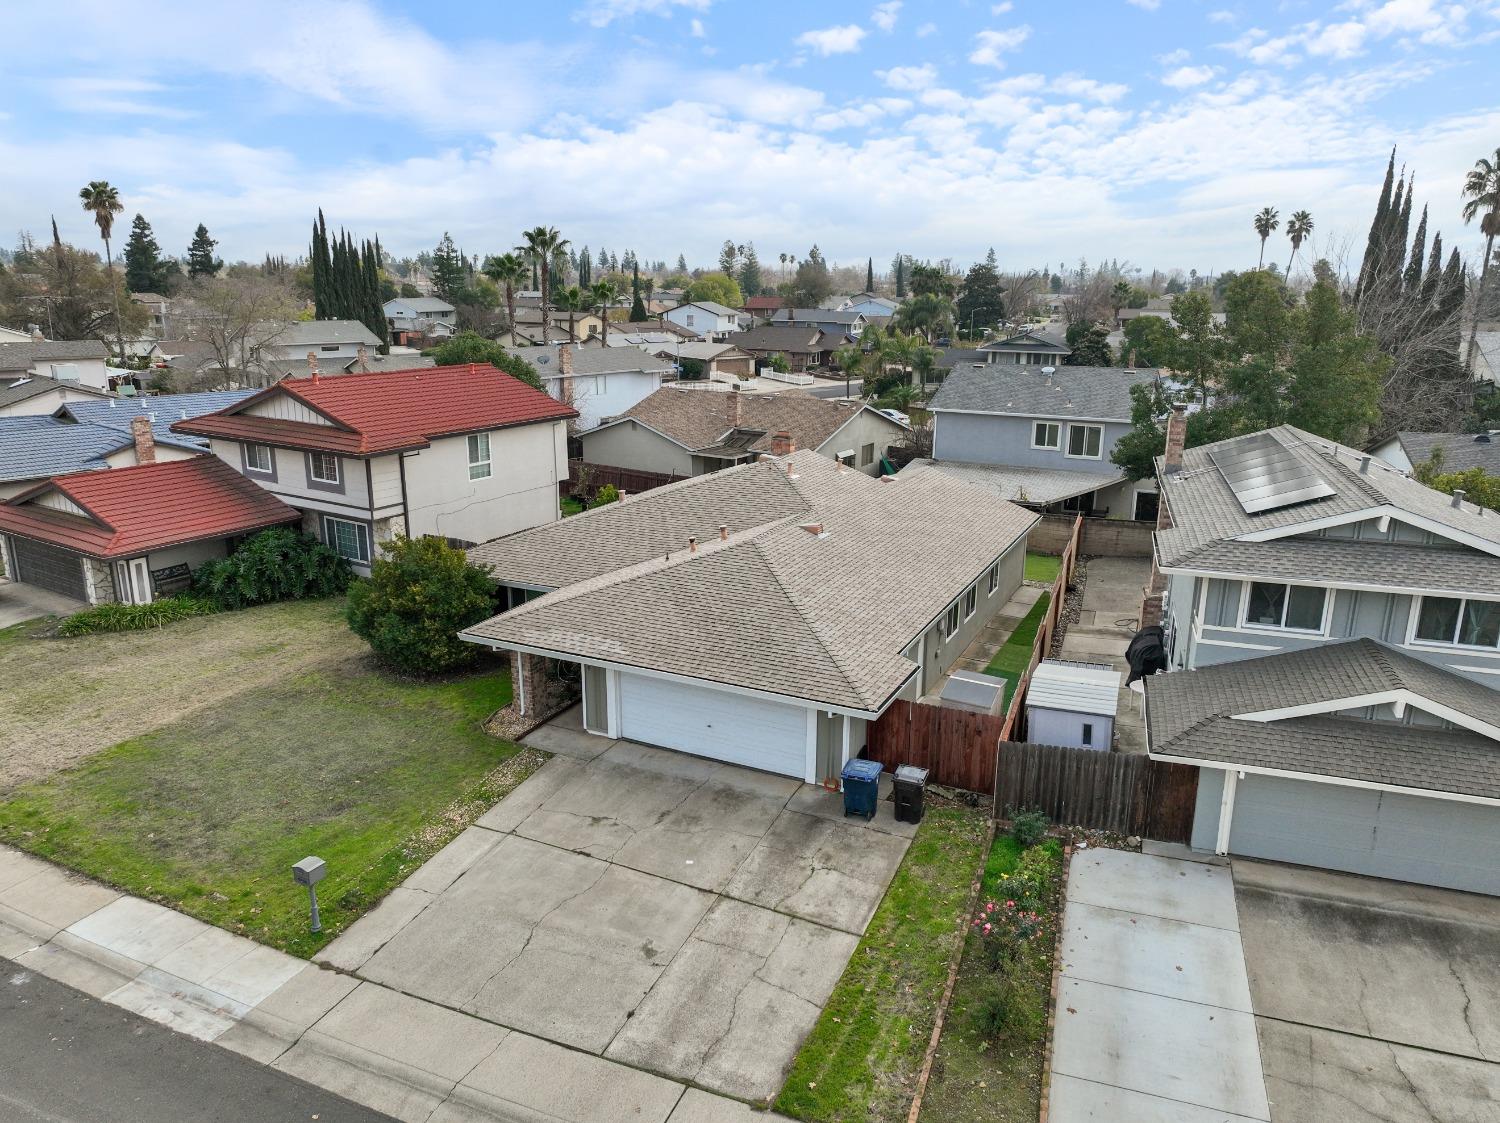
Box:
[964,585,978,619]
[1032,422,1061,450]
[244,443,273,475]
[1066,424,1104,459]
[308,452,340,486]
[1081,722,1094,746]
[467,432,492,480]
[320,344,340,352]
[685,313,695,326]
[944,601,960,636]
[323,517,370,565]
[987,561,1000,594]
[1244,582,1326,632]
[860,443,875,467]
[1413,596,1500,649]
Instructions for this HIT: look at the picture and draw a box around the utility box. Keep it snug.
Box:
[1025,660,1121,751]
[893,764,929,824]
[841,758,882,820]
[939,669,1008,716]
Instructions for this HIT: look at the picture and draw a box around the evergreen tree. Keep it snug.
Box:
[630,261,647,321]
[1403,207,1428,293]
[431,232,466,301]
[893,255,906,298]
[608,251,618,272]
[186,223,222,277]
[597,247,609,276]
[577,245,591,287]
[865,257,874,292]
[956,260,1006,337]
[123,214,169,293]
[985,247,997,267]
[738,243,762,299]
[676,253,688,273]
[311,210,331,319]
[719,240,738,274]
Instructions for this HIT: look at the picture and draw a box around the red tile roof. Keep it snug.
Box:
[0,458,300,559]
[170,363,577,456]
[743,296,785,311]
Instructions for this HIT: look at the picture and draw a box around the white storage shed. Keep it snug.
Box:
[1025,660,1120,750]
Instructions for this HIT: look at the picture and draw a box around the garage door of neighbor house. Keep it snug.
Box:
[10,538,87,601]
[617,673,808,778]
[1228,775,1500,896]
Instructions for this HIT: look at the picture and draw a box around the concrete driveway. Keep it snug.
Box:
[1050,846,1271,1121]
[315,728,914,1104]
[1235,860,1500,1122]
[0,578,81,628]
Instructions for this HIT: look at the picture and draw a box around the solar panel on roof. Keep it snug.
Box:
[1209,430,1336,514]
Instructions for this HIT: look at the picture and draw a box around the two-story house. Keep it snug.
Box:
[662,302,749,341]
[837,293,899,318]
[926,363,1161,520]
[0,340,112,390]
[253,320,384,380]
[1143,418,1500,895]
[172,364,576,567]
[502,343,673,431]
[974,327,1070,366]
[383,296,457,344]
[769,308,868,338]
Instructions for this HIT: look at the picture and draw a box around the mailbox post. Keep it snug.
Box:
[292,856,327,933]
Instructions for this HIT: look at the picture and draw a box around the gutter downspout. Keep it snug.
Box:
[397,452,413,537]
[1215,770,1238,856]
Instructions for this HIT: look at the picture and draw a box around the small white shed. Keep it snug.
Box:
[939,669,1008,716]
[1025,660,1120,750]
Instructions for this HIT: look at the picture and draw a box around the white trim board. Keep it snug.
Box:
[1231,686,1500,743]
[1149,757,1500,809]
[1234,504,1500,559]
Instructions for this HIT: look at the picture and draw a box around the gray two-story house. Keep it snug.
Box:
[974,327,1070,366]
[1144,421,1500,895]
[926,363,1160,520]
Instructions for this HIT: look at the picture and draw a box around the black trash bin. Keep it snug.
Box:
[893,764,929,824]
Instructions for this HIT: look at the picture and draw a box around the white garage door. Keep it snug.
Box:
[1228,774,1500,897]
[617,673,808,778]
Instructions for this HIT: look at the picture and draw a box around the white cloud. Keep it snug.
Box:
[871,2,901,32]
[1052,74,1131,102]
[1127,0,1162,10]
[576,0,711,27]
[1157,48,1191,64]
[991,2,1014,12]
[689,18,706,37]
[916,21,938,36]
[970,25,1033,67]
[811,97,911,130]
[877,63,937,91]
[1161,64,1218,87]
[1207,9,1236,22]
[795,24,868,56]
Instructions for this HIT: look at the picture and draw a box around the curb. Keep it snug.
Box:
[1037,840,1076,1123]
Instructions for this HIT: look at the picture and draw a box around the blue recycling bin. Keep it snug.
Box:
[841,759,883,820]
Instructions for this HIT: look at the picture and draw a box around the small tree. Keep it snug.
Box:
[429,330,545,391]
[346,536,496,674]
[590,483,621,508]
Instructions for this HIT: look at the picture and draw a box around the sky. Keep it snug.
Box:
[4,0,1499,279]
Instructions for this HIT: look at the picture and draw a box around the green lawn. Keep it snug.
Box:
[0,638,541,958]
[775,808,991,1123]
[1024,552,1061,585]
[918,834,1065,1122]
[982,591,1051,705]
[561,496,586,517]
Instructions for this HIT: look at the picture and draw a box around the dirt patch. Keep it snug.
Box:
[0,599,358,791]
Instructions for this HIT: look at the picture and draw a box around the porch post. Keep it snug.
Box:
[1215,769,1238,856]
[512,651,528,716]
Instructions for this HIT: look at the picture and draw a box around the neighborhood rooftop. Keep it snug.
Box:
[921,459,1125,506]
[465,451,1037,712]
[0,374,112,410]
[502,343,674,377]
[0,339,110,370]
[1389,430,1500,474]
[172,364,577,455]
[597,386,873,455]
[928,363,1160,420]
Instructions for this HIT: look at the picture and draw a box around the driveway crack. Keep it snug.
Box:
[462,867,609,1008]
[1445,961,1488,1060]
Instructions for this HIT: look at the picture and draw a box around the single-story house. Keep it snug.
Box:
[976,327,1070,366]
[172,363,576,565]
[741,296,785,321]
[508,306,604,345]
[501,343,673,431]
[463,451,1038,782]
[0,455,300,605]
[580,385,908,476]
[0,374,113,419]
[653,341,756,379]
[769,308,868,337]
[0,410,210,499]
[1370,430,1500,475]
[724,325,853,373]
[0,340,112,389]
[1146,638,1500,897]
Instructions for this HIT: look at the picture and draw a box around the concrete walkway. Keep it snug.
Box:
[924,584,1045,702]
[1057,556,1152,753]
[1049,847,1270,1122]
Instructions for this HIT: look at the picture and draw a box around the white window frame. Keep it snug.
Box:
[1406,595,1500,652]
[1031,421,1061,450]
[944,600,960,637]
[1238,580,1330,635]
[467,432,492,480]
[860,443,875,467]
[964,584,978,620]
[987,561,1000,595]
[308,452,340,485]
[244,443,273,475]
[322,516,371,565]
[1065,423,1104,460]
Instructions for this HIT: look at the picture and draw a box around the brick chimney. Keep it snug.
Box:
[30,325,44,343]
[130,415,156,465]
[1163,402,1188,475]
[307,351,320,382]
[770,431,795,456]
[557,344,573,375]
[727,386,742,428]
[356,344,369,373]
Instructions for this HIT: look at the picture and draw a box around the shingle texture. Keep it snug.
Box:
[0,458,300,558]
[929,363,1159,421]
[0,340,109,371]
[1157,424,1500,592]
[1394,431,1500,474]
[922,460,1123,505]
[502,344,673,377]
[726,326,848,353]
[0,375,110,410]
[465,452,1038,711]
[1145,639,1500,798]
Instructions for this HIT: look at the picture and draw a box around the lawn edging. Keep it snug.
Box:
[904,815,997,1123]
[1037,840,1076,1123]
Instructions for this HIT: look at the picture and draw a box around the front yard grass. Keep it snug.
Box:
[1023,552,1061,585]
[775,807,990,1123]
[561,495,586,516]
[0,623,542,958]
[917,833,1065,1122]
[982,591,1051,704]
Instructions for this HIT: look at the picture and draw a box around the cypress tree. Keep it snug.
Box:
[1356,149,1396,303]
[630,261,647,321]
[578,245,591,287]
[865,257,874,292]
[1403,206,1428,294]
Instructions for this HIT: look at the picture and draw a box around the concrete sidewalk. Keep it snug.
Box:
[1048,847,1270,1122]
[1057,557,1151,753]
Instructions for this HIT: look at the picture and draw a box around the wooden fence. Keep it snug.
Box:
[993,743,1199,843]
[865,699,1006,794]
[998,514,1083,742]
[564,460,680,501]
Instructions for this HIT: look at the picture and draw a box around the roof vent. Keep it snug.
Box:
[1452,489,1466,509]
[1041,366,1056,375]
[1359,455,1371,474]
[799,522,825,537]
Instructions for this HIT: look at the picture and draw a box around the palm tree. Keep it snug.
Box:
[879,331,919,389]
[910,342,938,394]
[834,343,864,399]
[553,284,586,342]
[482,252,528,339]
[893,293,953,343]
[1109,280,1132,325]
[1462,148,1500,372]
[1285,210,1314,278]
[590,279,618,346]
[79,180,125,360]
[1253,207,1280,269]
[517,226,569,345]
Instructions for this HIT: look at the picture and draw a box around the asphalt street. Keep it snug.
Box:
[805,378,862,398]
[0,957,392,1123]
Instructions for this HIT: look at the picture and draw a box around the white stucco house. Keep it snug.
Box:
[661,302,748,341]
[502,343,674,431]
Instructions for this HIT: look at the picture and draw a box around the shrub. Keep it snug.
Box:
[57,596,218,637]
[346,535,496,674]
[193,528,352,610]
[590,484,620,508]
[970,974,1044,1044]
[1007,806,1051,848]
[428,330,545,391]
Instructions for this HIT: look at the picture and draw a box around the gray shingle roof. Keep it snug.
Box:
[725,325,839,353]
[922,460,1123,505]
[678,301,741,318]
[1157,424,1500,591]
[980,328,1068,351]
[502,344,673,378]
[0,340,109,372]
[771,308,865,325]
[929,363,1159,421]
[383,297,454,314]
[465,452,1038,711]
[1145,639,1500,798]
[263,320,382,348]
[59,390,253,435]
[0,375,111,410]
[1393,431,1500,474]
